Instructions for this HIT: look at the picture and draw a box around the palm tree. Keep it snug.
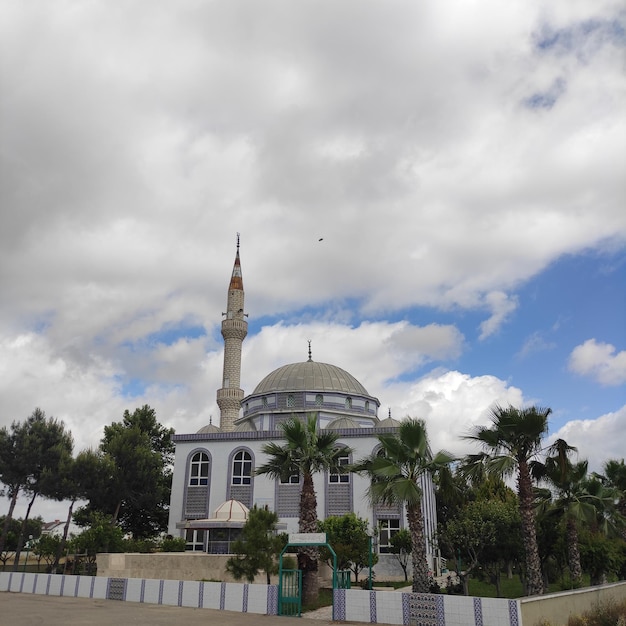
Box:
[256,414,349,604]
[354,417,454,593]
[537,453,597,586]
[602,459,626,541]
[463,404,551,596]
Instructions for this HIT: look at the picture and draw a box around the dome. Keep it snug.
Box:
[327,416,359,429]
[197,423,222,434]
[253,361,370,396]
[234,420,257,432]
[213,499,249,522]
[377,416,401,428]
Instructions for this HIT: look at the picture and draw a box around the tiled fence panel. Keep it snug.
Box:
[0,572,277,616]
[333,588,522,626]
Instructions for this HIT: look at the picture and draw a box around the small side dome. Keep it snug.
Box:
[214,499,249,522]
[197,423,222,434]
[234,421,257,432]
[327,416,359,430]
[378,416,401,428]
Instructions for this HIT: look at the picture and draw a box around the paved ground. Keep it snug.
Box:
[0,593,357,626]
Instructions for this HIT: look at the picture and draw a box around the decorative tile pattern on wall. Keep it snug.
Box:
[473,597,483,626]
[508,600,520,626]
[106,577,127,601]
[333,588,347,621]
[408,593,444,626]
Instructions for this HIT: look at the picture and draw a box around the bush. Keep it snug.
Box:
[160,536,186,552]
[567,598,626,626]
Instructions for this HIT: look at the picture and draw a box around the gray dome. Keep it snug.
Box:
[377,416,401,428]
[197,423,222,434]
[252,361,370,396]
[327,416,359,429]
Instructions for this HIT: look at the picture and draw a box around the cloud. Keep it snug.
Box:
[384,370,526,458]
[568,339,626,386]
[478,292,519,340]
[517,331,557,359]
[548,405,626,474]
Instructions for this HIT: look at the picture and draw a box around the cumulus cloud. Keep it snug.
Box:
[568,339,626,386]
[547,405,626,474]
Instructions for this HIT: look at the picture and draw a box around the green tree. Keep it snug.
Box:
[318,513,377,583]
[32,534,62,569]
[70,512,125,573]
[78,405,174,539]
[354,417,453,593]
[439,498,522,596]
[0,410,72,560]
[4,409,74,570]
[389,528,412,582]
[0,516,42,570]
[463,404,551,596]
[256,414,349,604]
[226,506,287,584]
[536,442,599,587]
[601,459,626,541]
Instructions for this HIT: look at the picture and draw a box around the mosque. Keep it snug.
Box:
[166,240,439,578]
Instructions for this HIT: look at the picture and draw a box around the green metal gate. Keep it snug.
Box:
[278,569,302,617]
[337,569,351,589]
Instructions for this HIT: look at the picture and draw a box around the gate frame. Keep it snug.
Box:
[278,539,338,619]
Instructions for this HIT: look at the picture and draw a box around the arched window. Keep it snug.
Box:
[189,452,209,486]
[287,394,295,408]
[315,394,323,407]
[345,397,352,409]
[329,453,350,483]
[365,400,370,412]
[232,450,252,485]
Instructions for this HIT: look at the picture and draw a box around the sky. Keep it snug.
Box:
[1,0,625,523]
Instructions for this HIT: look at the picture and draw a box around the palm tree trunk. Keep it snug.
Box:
[566,517,582,586]
[517,459,543,595]
[407,502,430,593]
[299,471,319,605]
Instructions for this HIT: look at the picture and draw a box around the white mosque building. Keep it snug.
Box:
[167,240,440,578]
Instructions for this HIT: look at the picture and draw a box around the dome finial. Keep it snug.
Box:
[307,340,313,362]
[236,232,240,251]
[209,415,213,425]
[388,408,391,419]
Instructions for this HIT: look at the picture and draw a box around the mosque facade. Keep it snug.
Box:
[167,241,440,578]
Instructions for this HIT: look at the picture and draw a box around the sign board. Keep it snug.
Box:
[288,533,326,545]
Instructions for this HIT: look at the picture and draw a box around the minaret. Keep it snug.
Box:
[217,234,248,431]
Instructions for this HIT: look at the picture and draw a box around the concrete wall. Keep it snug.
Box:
[96,552,271,584]
[0,571,278,615]
[520,581,626,626]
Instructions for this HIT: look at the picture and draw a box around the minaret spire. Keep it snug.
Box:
[217,234,248,431]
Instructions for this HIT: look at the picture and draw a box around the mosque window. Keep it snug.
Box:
[232,450,252,485]
[280,472,300,484]
[378,519,400,553]
[287,394,295,408]
[345,397,352,409]
[185,529,205,551]
[263,397,268,408]
[315,394,323,407]
[365,401,370,412]
[189,452,209,486]
[329,454,350,484]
